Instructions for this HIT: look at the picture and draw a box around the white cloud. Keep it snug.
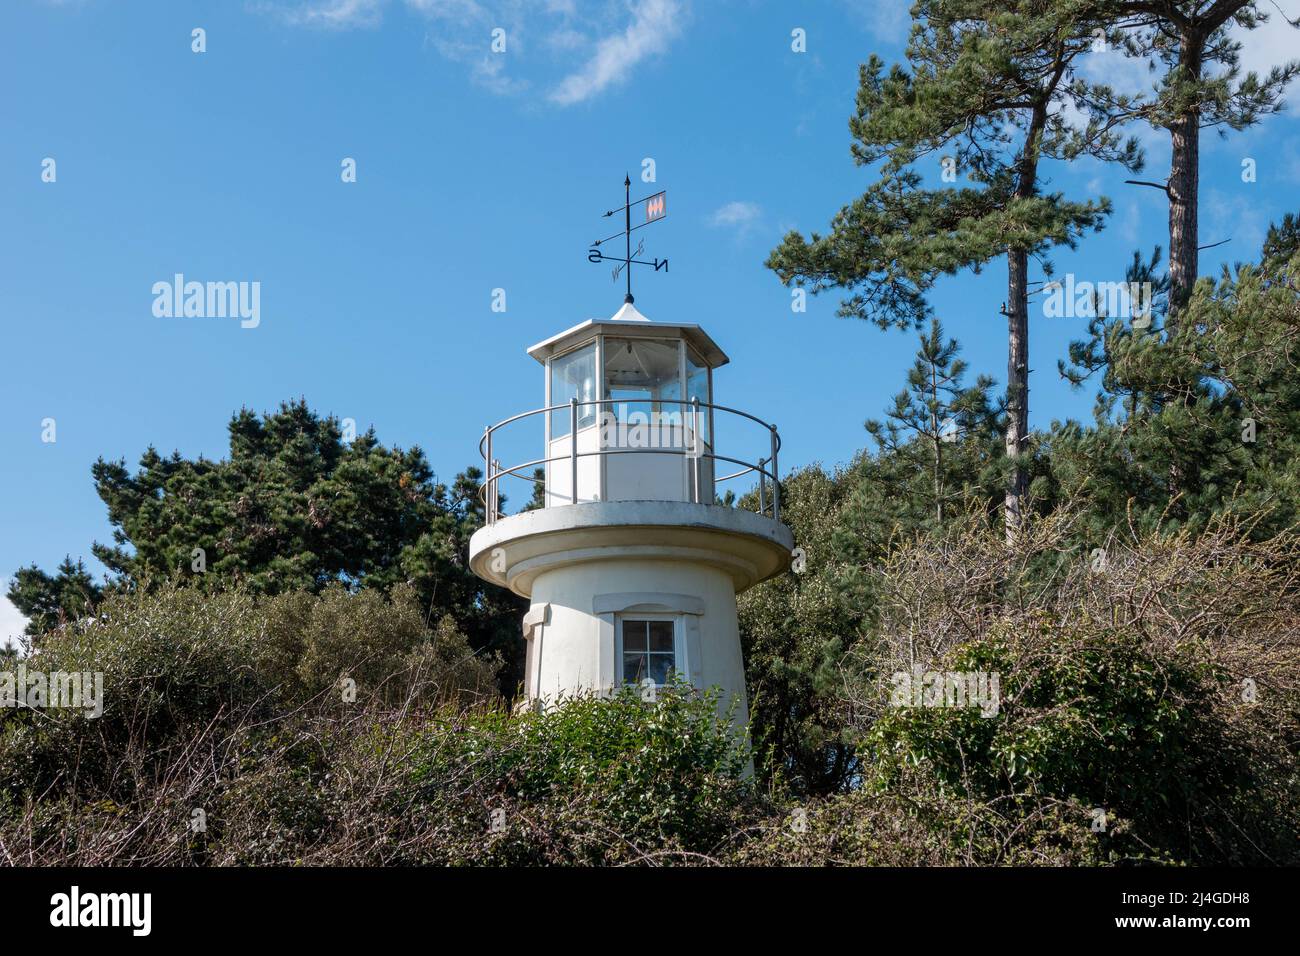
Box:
[707,200,762,234]
[264,0,490,32]
[1232,7,1300,112]
[0,594,27,651]
[260,0,689,106]
[467,48,528,95]
[548,0,685,106]
[424,32,529,95]
[1069,8,1298,111]
[404,0,488,23]
[274,0,387,29]
[842,0,909,45]
[1079,44,1157,99]
[1072,45,1168,155]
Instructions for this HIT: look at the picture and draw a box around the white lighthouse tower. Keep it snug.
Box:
[468,297,793,724]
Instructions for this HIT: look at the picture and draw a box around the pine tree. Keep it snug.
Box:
[1261,211,1300,269]
[1059,245,1171,420]
[1095,1,1299,315]
[6,557,103,641]
[866,320,1001,523]
[1050,212,1300,535]
[9,400,525,682]
[768,0,1141,541]
[523,467,547,512]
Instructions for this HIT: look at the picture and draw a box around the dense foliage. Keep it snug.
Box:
[8,400,525,695]
[7,2,1300,867]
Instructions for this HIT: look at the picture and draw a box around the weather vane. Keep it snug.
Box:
[587,174,668,304]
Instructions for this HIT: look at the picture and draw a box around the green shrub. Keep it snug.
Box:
[848,509,1300,864]
[733,777,1108,866]
[0,582,496,810]
[392,681,754,865]
[262,583,498,706]
[0,586,274,800]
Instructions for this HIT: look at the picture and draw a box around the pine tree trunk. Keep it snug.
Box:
[934,437,943,524]
[931,362,943,524]
[1166,30,1205,507]
[1167,38,1203,321]
[1004,248,1030,543]
[1004,83,1053,544]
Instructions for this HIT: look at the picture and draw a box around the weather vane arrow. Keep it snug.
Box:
[587,173,669,304]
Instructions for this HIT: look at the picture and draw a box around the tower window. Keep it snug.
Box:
[618,617,680,687]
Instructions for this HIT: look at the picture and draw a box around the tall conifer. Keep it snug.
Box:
[769,0,1141,540]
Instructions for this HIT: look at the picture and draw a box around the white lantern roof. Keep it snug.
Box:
[526,302,729,368]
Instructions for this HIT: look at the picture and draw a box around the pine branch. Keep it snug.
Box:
[1125,178,1171,193]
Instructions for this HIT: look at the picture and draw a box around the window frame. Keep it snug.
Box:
[615,612,685,689]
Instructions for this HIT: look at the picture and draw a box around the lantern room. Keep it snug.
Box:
[524,300,728,507]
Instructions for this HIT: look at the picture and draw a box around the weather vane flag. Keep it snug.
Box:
[587,174,669,304]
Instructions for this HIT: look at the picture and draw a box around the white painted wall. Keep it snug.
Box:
[547,424,715,505]
[544,426,602,506]
[526,557,749,727]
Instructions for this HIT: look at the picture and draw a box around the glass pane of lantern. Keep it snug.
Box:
[603,338,682,427]
[550,342,596,438]
[686,346,710,446]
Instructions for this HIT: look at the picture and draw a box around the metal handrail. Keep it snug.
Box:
[477,397,781,525]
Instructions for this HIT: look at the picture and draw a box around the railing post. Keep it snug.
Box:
[691,397,701,504]
[484,426,493,524]
[770,424,780,523]
[570,397,579,504]
[492,459,501,522]
[758,457,767,514]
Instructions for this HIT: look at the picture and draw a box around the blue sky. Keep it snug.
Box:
[2,0,1298,643]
